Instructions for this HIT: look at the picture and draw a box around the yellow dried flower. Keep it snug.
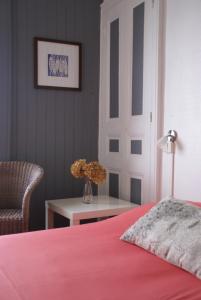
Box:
[84,161,106,185]
[71,159,87,178]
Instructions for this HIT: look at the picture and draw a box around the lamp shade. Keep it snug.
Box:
[157,130,177,153]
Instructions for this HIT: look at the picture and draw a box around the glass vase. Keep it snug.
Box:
[83,178,93,204]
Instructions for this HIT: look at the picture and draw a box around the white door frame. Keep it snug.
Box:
[148,0,166,201]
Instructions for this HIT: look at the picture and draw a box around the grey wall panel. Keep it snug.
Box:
[0,0,101,230]
[109,139,119,152]
[110,19,119,118]
[131,140,142,154]
[131,177,141,204]
[132,3,144,116]
[109,173,119,198]
[0,0,12,160]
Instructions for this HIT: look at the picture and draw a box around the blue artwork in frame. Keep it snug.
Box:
[34,37,81,90]
[48,54,68,78]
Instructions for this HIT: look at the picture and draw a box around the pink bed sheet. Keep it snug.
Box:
[0,203,201,300]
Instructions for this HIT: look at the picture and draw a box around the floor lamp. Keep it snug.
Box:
[157,130,177,199]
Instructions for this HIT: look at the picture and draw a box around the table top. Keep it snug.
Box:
[46,195,137,220]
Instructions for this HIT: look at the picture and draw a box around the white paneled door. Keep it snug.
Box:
[99,0,161,204]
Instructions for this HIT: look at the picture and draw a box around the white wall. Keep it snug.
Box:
[162,0,201,201]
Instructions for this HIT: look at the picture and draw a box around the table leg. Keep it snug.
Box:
[45,206,54,229]
[70,218,80,226]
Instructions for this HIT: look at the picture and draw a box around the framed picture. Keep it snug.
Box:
[34,37,81,90]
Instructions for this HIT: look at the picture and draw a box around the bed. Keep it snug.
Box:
[0,203,201,300]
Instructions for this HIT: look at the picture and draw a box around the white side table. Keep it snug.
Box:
[45,195,137,228]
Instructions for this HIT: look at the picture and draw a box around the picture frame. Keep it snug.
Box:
[34,37,82,91]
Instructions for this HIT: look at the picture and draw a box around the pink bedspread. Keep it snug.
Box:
[0,203,201,300]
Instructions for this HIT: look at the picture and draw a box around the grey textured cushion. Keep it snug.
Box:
[121,199,201,280]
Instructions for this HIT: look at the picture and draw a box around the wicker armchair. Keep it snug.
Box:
[0,161,44,235]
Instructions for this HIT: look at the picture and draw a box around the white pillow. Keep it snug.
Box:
[121,199,201,280]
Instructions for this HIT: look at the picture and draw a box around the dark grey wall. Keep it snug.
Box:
[0,0,101,229]
[0,0,12,161]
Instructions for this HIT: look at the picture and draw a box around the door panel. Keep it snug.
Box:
[99,0,158,204]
